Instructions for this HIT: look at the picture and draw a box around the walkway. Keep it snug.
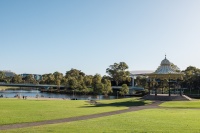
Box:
[0,101,162,131]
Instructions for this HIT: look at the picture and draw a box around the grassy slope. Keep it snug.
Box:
[0,98,150,125]
[160,100,200,108]
[2,109,200,133]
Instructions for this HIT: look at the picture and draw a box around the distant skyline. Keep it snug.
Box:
[0,0,200,75]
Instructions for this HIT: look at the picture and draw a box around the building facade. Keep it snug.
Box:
[21,74,42,81]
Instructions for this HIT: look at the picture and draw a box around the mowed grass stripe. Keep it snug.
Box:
[1,109,200,133]
[160,100,200,108]
[0,98,150,125]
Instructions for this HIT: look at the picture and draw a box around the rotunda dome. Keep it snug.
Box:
[160,55,170,65]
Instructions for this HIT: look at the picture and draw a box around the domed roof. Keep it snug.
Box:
[147,55,183,76]
[160,55,170,65]
[154,55,181,74]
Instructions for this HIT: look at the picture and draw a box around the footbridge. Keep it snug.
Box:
[0,83,145,94]
[0,83,65,89]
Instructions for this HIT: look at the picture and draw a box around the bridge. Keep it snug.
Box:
[0,83,145,95]
[0,83,64,88]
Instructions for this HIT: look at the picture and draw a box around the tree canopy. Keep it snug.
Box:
[119,84,129,96]
[106,62,130,86]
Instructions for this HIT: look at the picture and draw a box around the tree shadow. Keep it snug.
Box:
[81,99,149,108]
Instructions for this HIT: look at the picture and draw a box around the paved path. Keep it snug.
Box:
[0,101,162,131]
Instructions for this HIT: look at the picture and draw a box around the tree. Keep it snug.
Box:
[81,84,89,95]
[23,74,36,84]
[65,69,85,79]
[53,71,63,90]
[40,74,48,84]
[41,73,55,84]
[68,77,79,90]
[182,66,200,90]
[92,74,102,94]
[162,78,169,93]
[149,78,158,95]
[84,75,93,87]
[0,71,5,82]
[102,79,112,96]
[11,75,22,83]
[106,62,130,86]
[65,69,85,92]
[119,84,129,96]
[135,76,148,88]
[102,75,111,81]
[171,63,181,72]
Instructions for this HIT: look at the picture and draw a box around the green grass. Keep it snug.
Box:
[0,98,150,125]
[160,100,200,108]
[2,109,200,133]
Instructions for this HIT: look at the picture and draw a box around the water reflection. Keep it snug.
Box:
[0,89,116,100]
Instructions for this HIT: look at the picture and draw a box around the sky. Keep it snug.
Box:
[0,0,200,76]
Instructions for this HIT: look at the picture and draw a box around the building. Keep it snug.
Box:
[147,55,183,96]
[21,74,42,81]
[0,70,15,77]
[129,70,154,87]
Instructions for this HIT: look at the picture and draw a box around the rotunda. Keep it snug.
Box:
[154,55,180,74]
[147,55,183,96]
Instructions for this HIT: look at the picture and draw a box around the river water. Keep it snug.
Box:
[0,89,117,100]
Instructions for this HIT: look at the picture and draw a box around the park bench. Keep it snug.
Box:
[89,100,97,105]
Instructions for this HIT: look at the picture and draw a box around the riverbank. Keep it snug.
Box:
[0,89,117,100]
[7,97,70,100]
[0,86,20,90]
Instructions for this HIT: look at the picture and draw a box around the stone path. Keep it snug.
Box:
[0,101,162,131]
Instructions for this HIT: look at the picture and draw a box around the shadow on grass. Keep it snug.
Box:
[82,99,149,108]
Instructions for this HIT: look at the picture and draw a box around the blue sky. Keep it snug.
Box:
[0,0,200,75]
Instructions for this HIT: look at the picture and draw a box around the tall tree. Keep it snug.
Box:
[0,71,5,82]
[106,62,130,86]
[92,74,102,94]
[65,69,85,79]
[53,71,63,90]
[65,69,85,92]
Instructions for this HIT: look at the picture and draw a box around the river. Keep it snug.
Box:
[0,89,117,100]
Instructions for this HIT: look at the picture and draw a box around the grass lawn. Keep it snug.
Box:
[2,108,200,133]
[160,100,200,108]
[0,98,150,125]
